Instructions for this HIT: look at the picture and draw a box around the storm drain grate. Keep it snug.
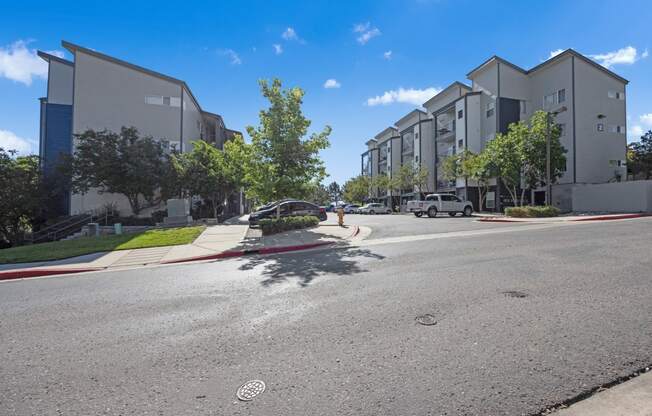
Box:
[503,290,529,298]
[415,314,438,326]
[237,380,266,401]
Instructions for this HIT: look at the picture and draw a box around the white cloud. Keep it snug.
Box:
[640,113,652,126]
[365,87,442,106]
[323,79,341,89]
[383,50,393,60]
[0,40,64,86]
[218,49,241,65]
[0,129,36,154]
[548,49,565,59]
[629,125,644,141]
[273,44,283,55]
[589,46,647,69]
[282,27,298,41]
[353,22,381,45]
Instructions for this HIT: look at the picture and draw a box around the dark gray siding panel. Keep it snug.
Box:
[498,97,520,134]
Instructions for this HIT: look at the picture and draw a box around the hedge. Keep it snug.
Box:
[258,215,320,235]
[505,205,560,218]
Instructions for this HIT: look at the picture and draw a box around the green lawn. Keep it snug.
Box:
[0,226,205,264]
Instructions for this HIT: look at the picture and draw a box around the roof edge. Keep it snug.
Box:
[37,50,74,67]
[422,81,472,108]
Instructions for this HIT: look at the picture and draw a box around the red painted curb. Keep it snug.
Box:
[0,267,103,281]
[570,213,648,222]
[258,241,334,255]
[477,213,649,223]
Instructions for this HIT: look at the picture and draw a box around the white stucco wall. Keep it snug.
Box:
[571,181,652,212]
[48,61,73,105]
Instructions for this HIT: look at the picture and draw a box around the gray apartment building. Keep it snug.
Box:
[361,49,628,211]
[38,41,240,217]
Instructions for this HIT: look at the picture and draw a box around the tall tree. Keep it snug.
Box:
[327,181,342,203]
[0,149,42,245]
[628,130,652,179]
[522,111,567,197]
[245,78,331,203]
[343,175,372,204]
[398,164,430,196]
[69,127,167,215]
[462,151,495,211]
[308,182,331,206]
[485,123,526,206]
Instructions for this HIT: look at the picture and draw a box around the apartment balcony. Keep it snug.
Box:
[437,179,456,190]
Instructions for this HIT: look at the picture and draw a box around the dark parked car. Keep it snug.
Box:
[248,200,327,225]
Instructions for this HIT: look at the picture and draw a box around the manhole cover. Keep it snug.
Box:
[503,290,528,298]
[236,380,266,401]
[415,314,437,326]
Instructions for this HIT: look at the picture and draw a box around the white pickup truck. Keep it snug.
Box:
[406,194,474,218]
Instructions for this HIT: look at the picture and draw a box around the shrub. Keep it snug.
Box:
[258,215,320,235]
[505,205,560,218]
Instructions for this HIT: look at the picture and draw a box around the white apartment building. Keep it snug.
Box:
[361,49,628,211]
[39,41,241,217]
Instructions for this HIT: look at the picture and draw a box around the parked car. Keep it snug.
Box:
[406,194,473,218]
[359,203,392,215]
[249,200,327,225]
[343,204,360,214]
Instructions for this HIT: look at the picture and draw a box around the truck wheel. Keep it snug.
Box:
[448,212,457,217]
[463,206,473,217]
[427,207,438,218]
[414,211,423,217]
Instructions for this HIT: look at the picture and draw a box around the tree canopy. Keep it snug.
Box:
[245,78,331,203]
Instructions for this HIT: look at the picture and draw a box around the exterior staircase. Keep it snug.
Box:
[29,214,95,243]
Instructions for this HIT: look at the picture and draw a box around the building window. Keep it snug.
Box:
[520,100,527,114]
[458,109,463,119]
[543,89,566,109]
[146,95,181,107]
[486,102,495,118]
[558,123,566,136]
[617,92,625,100]
[608,91,625,100]
[608,125,625,134]
[458,139,463,148]
[597,123,604,132]
[558,89,566,103]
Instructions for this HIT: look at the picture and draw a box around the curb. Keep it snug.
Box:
[477,213,648,223]
[0,267,103,281]
[161,241,335,264]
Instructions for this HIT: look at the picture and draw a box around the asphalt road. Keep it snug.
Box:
[1,217,651,415]
[331,212,531,240]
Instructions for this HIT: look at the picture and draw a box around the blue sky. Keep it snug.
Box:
[1,0,651,185]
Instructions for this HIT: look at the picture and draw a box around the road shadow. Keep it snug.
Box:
[237,247,385,288]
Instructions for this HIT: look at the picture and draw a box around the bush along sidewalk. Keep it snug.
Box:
[258,216,320,235]
[505,205,560,218]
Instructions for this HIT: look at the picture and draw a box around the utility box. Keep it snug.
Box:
[87,223,100,237]
[163,199,193,226]
[114,223,123,235]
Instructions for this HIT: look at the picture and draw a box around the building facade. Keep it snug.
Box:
[39,41,241,217]
[361,49,628,211]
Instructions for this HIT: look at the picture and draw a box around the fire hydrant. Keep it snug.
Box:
[336,206,345,227]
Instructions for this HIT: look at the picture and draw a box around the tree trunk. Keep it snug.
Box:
[212,197,218,219]
[127,195,141,216]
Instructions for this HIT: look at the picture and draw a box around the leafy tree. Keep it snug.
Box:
[462,151,495,211]
[172,138,250,219]
[398,163,430,195]
[308,182,331,206]
[69,127,167,215]
[327,181,341,203]
[245,78,331,203]
[628,130,652,179]
[0,149,42,245]
[521,111,567,196]
[343,175,372,204]
[485,123,526,206]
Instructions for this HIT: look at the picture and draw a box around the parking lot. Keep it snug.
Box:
[326,211,530,240]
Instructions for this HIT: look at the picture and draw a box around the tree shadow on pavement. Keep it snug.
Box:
[237,247,385,288]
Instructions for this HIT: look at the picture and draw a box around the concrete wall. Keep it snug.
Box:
[71,50,183,216]
[528,55,574,183]
[574,57,627,183]
[48,60,73,105]
[571,181,652,212]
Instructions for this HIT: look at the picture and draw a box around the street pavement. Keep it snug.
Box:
[1,216,651,415]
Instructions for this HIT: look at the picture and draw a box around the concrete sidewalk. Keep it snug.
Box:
[554,370,652,415]
[0,222,367,280]
[476,213,647,223]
